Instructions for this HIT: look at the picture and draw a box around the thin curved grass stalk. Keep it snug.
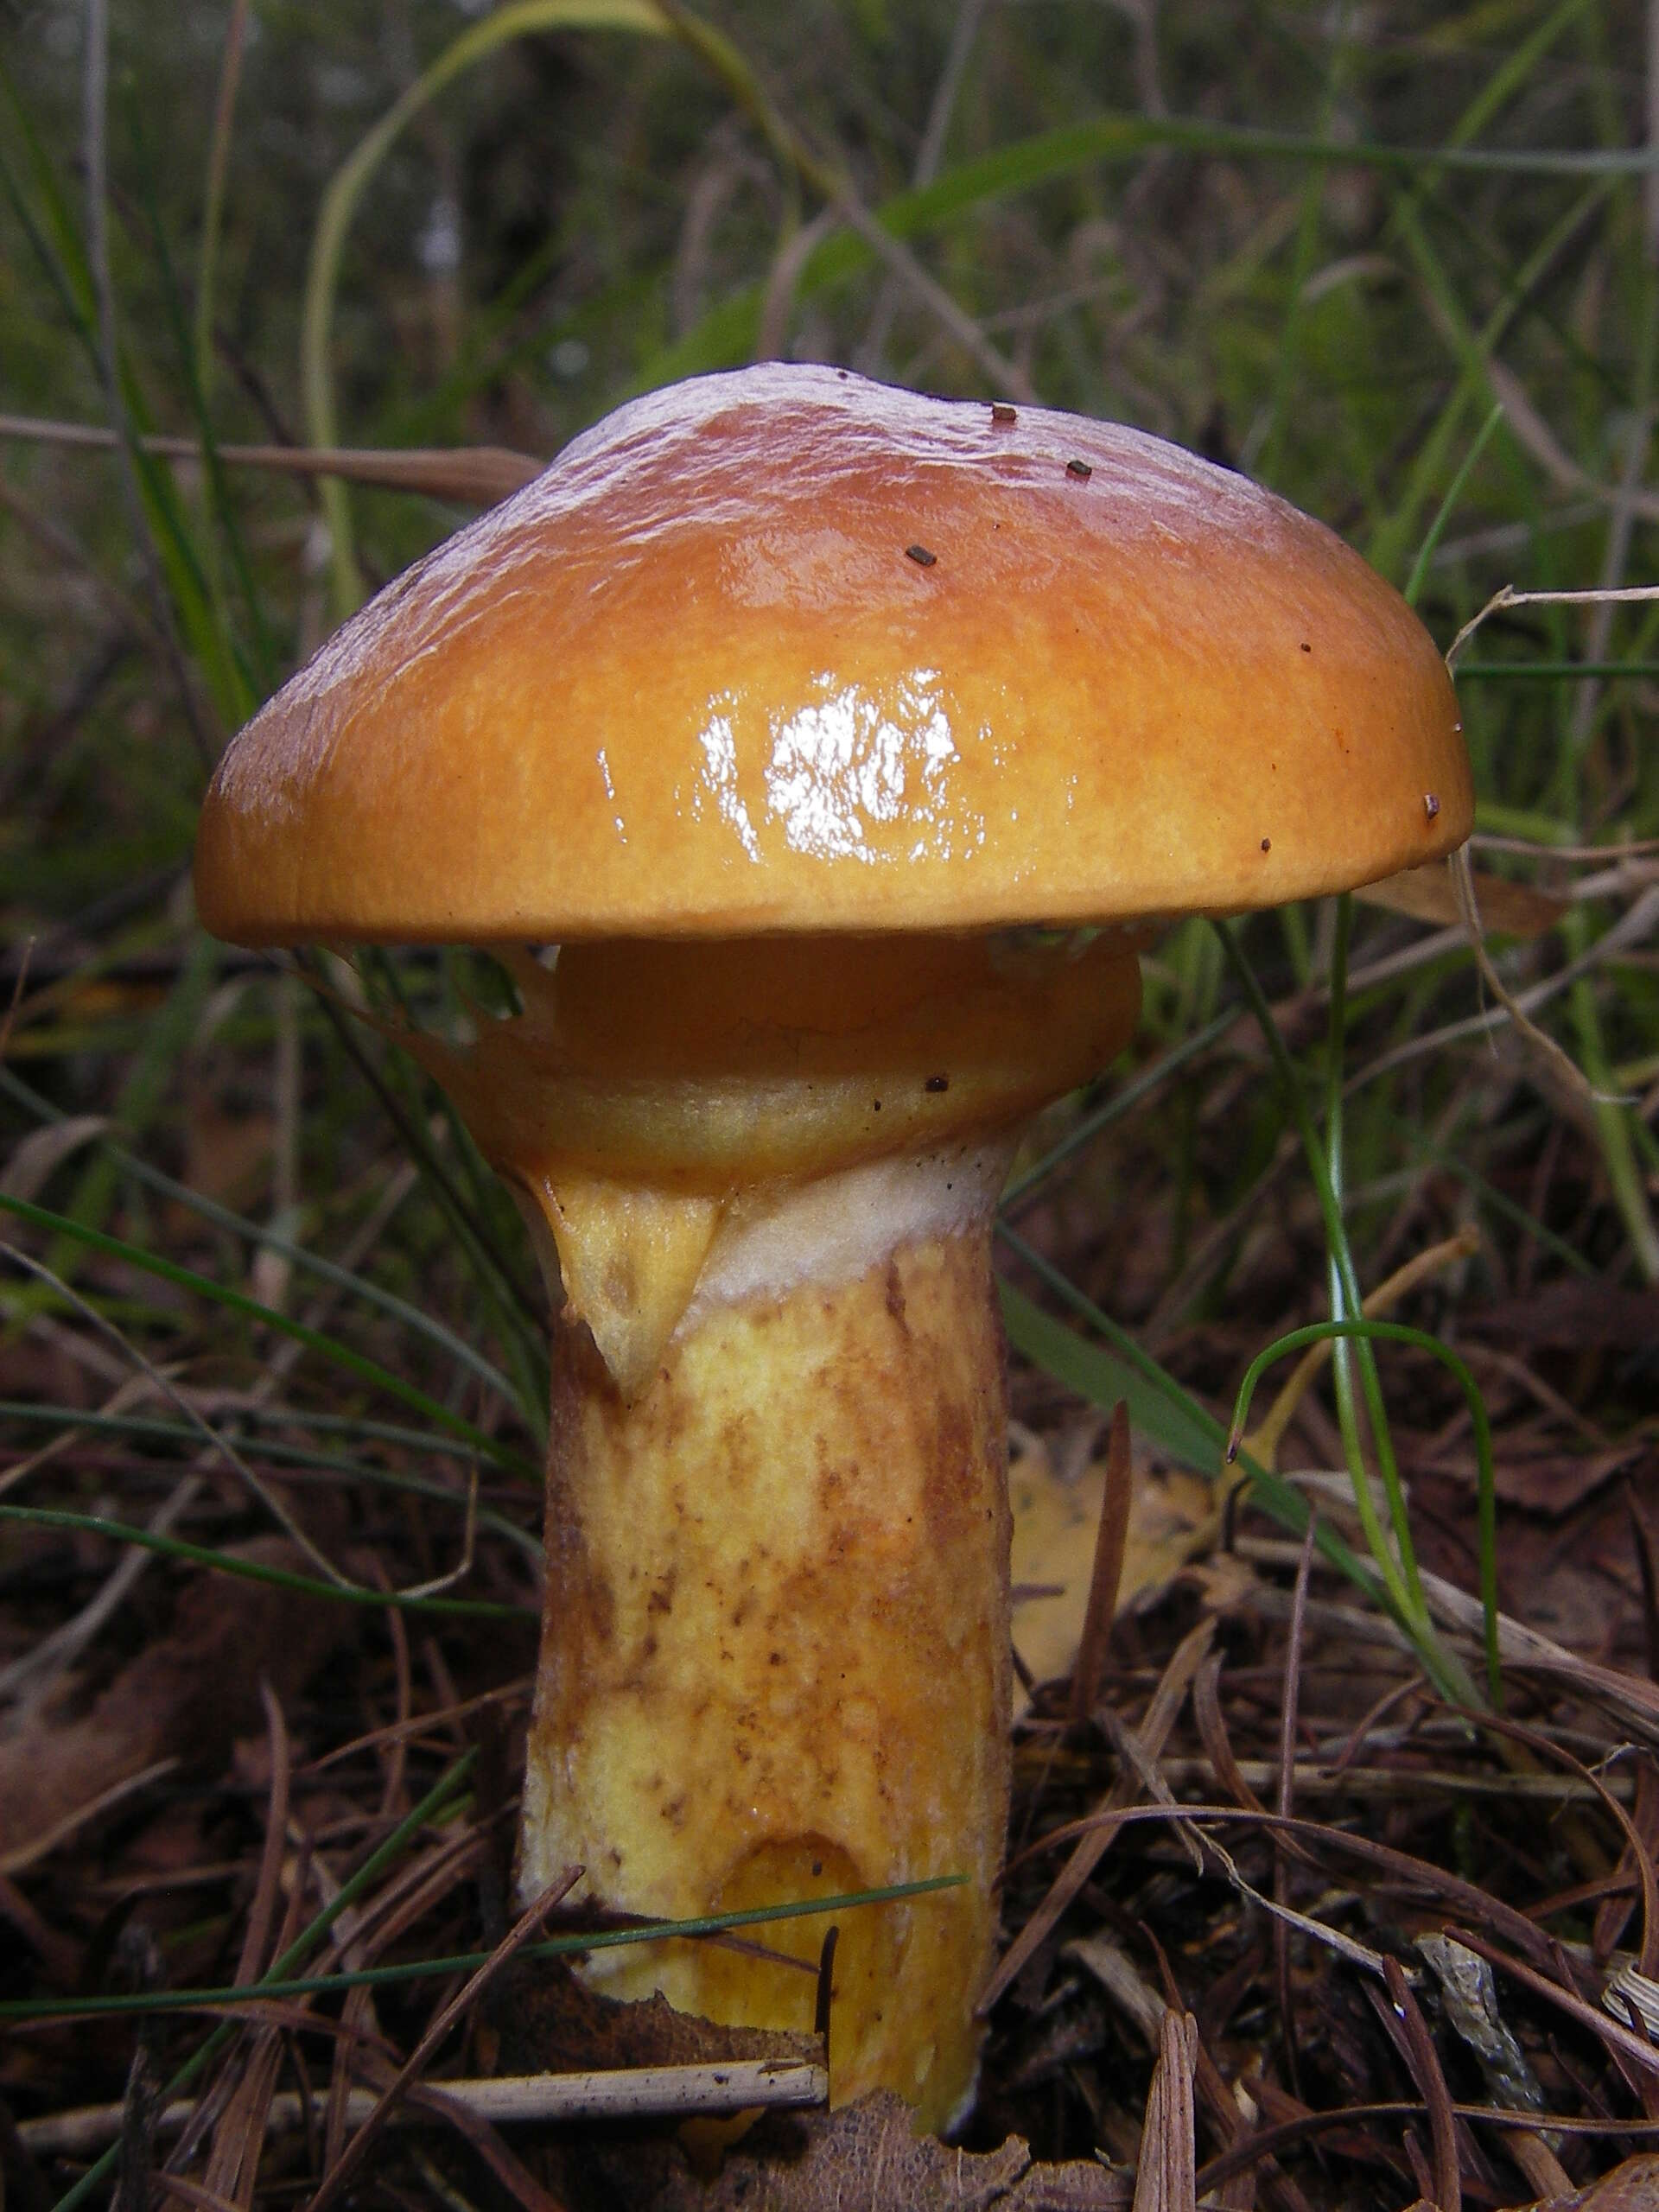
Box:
[1225,1316,1502,1708]
[997,1262,1472,1708]
[299,0,672,613]
[1217,925,1427,1625]
[1243,1226,1481,1471]
[299,11,1659,613]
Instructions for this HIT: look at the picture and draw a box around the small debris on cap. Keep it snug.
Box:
[990,403,1017,425]
[1260,836,1272,852]
[1300,641,1313,654]
[1065,459,1093,480]
[925,1074,950,1093]
[906,543,938,568]
[1424,792,1441,820]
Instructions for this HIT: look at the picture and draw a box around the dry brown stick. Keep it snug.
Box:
[0,415,540,505]
[22,2062,832,2159]
[1596,1753,1659,1963]
[1196,2101,1659,2198]
[1070,1400,1134,1726]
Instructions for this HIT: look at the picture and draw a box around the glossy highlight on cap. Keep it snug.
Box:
[194,364,1472,945]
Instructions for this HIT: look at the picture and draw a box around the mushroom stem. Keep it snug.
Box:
[415,932,1141,2126]
[518,1144,1016,2128]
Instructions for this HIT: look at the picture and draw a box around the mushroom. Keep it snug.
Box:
[194,364,1471,2130]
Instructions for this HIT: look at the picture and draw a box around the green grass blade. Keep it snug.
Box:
[0,1503,532,1620]
[0,1064,533,1429]
[1217,925,1427,1627]
[997,1272,1221,1475]
[6,1875,963,2027]
[0,1191,536,1479]
[0,1402,542,1563]
[0,57,250,728]
[1227,1319,1501,1707]
[1403,403,1507,607]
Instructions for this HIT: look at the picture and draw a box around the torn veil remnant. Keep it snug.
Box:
[194,362,1472,2133]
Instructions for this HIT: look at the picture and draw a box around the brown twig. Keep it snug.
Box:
[1070,1400,1134,1726]
[0,416,540,505]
